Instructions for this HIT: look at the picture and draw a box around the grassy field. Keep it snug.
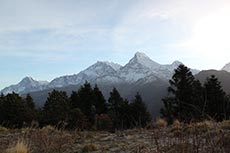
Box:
[0,120,229,153]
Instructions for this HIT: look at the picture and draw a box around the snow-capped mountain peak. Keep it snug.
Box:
[95,61,122,71]
[134,51,149,59]
[126,52,161,70]
[172,60,183,67]
[119,52,163,83]
[48,61,122,88]
[20,76,36,84]
[1,77,48,95]
[222,62,230,72]
[164,60,183,71]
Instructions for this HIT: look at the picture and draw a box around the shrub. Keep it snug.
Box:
[171,119,183,136]
[173,119,181,129]
[155,118,168,128]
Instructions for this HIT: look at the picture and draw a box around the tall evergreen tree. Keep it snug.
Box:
[24,93,35,109]
[204,75,226,121]
[160,97,176,124]
[161,64,204,123]
[120,99,132,129]
[70,91,80,108]
[67,90,87,129]
[77,82,94,117]
[108,87,124,129]
[0,93,32,127]
[93,85,107,114]
[43,90,70,125]
[130,93,151,128]
[23,93,37,123]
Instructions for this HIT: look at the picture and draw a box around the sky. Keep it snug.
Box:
[1,0,230,89]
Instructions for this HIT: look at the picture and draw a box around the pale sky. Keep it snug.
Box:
[1,0,230,89]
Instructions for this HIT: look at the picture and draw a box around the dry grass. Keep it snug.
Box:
[155,118,168,128]
[0,120,229,152]
[0,126,9,134]
[220,120,230,130]
[5,140,30,153]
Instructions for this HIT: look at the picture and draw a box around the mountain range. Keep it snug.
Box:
[2,52,230,117]
[1,52,198,95]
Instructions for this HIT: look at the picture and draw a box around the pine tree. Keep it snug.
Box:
[78,82,93,116]
[43,90,70,125]
[119,99,131,129]
[23,93,37,124]
[77,81,95,123]
[161,64,204,123]
[68,87,88,129]
[24,94,35,109]
[70,91,80,108]
[93,85,107,114]
[160,97,176,124]
[108,87,124,129]
[130,93,151,127]
[0,93,31,127]
[191,80,205,120]
[204,75,226,121]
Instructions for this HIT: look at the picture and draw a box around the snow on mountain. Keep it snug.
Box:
[119,52,184,82]
[102,61,122,71]
[119,52,159,82]
[222,62,230,72]
[129,52,161,70]
[164,60,183,71]
[1,52,200,94]
[48,61,122,88]
[164,60,199,75]
[1,77,48,94]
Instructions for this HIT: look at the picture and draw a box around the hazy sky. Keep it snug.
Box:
[1,0,230,89]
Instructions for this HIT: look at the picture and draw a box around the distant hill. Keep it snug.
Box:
[195,70,230,94]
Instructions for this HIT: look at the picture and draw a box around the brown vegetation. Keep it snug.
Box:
[0,120,229,153]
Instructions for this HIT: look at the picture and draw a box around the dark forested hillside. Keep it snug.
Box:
[195,70,230,94]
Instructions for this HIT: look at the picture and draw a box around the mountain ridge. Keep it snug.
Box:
[1,52,199,95]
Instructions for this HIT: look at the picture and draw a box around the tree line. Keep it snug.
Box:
[0,82,150,130]
[161,64,230,123]
[1,64,229,129]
